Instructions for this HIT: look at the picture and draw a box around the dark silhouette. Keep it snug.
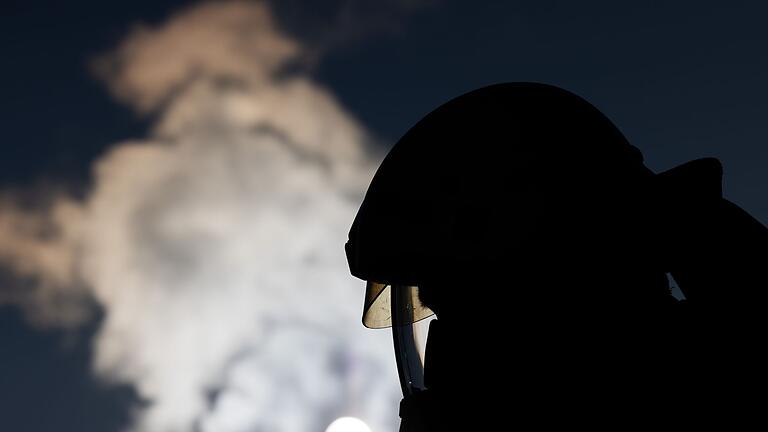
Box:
[345,83,768,430]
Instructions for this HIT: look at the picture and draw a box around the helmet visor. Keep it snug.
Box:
[362,281,435,329]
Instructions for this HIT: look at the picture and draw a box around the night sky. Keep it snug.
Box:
[2,1,768,431]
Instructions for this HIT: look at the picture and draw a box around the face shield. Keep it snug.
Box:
[363,282,435,396]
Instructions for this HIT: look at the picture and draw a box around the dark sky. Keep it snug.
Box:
[2,1,768,431]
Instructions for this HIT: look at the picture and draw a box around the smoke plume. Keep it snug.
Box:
[0,1,400,431]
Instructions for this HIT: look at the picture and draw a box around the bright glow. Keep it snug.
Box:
[325,417,374,432]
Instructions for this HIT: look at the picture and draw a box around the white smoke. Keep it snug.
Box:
[0,1,400,431]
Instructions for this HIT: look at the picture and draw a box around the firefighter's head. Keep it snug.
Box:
[346,82,671,330]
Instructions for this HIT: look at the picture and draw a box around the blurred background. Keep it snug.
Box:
[1,1,768,431]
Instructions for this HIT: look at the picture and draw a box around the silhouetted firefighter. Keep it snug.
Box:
[345,83,768,430]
